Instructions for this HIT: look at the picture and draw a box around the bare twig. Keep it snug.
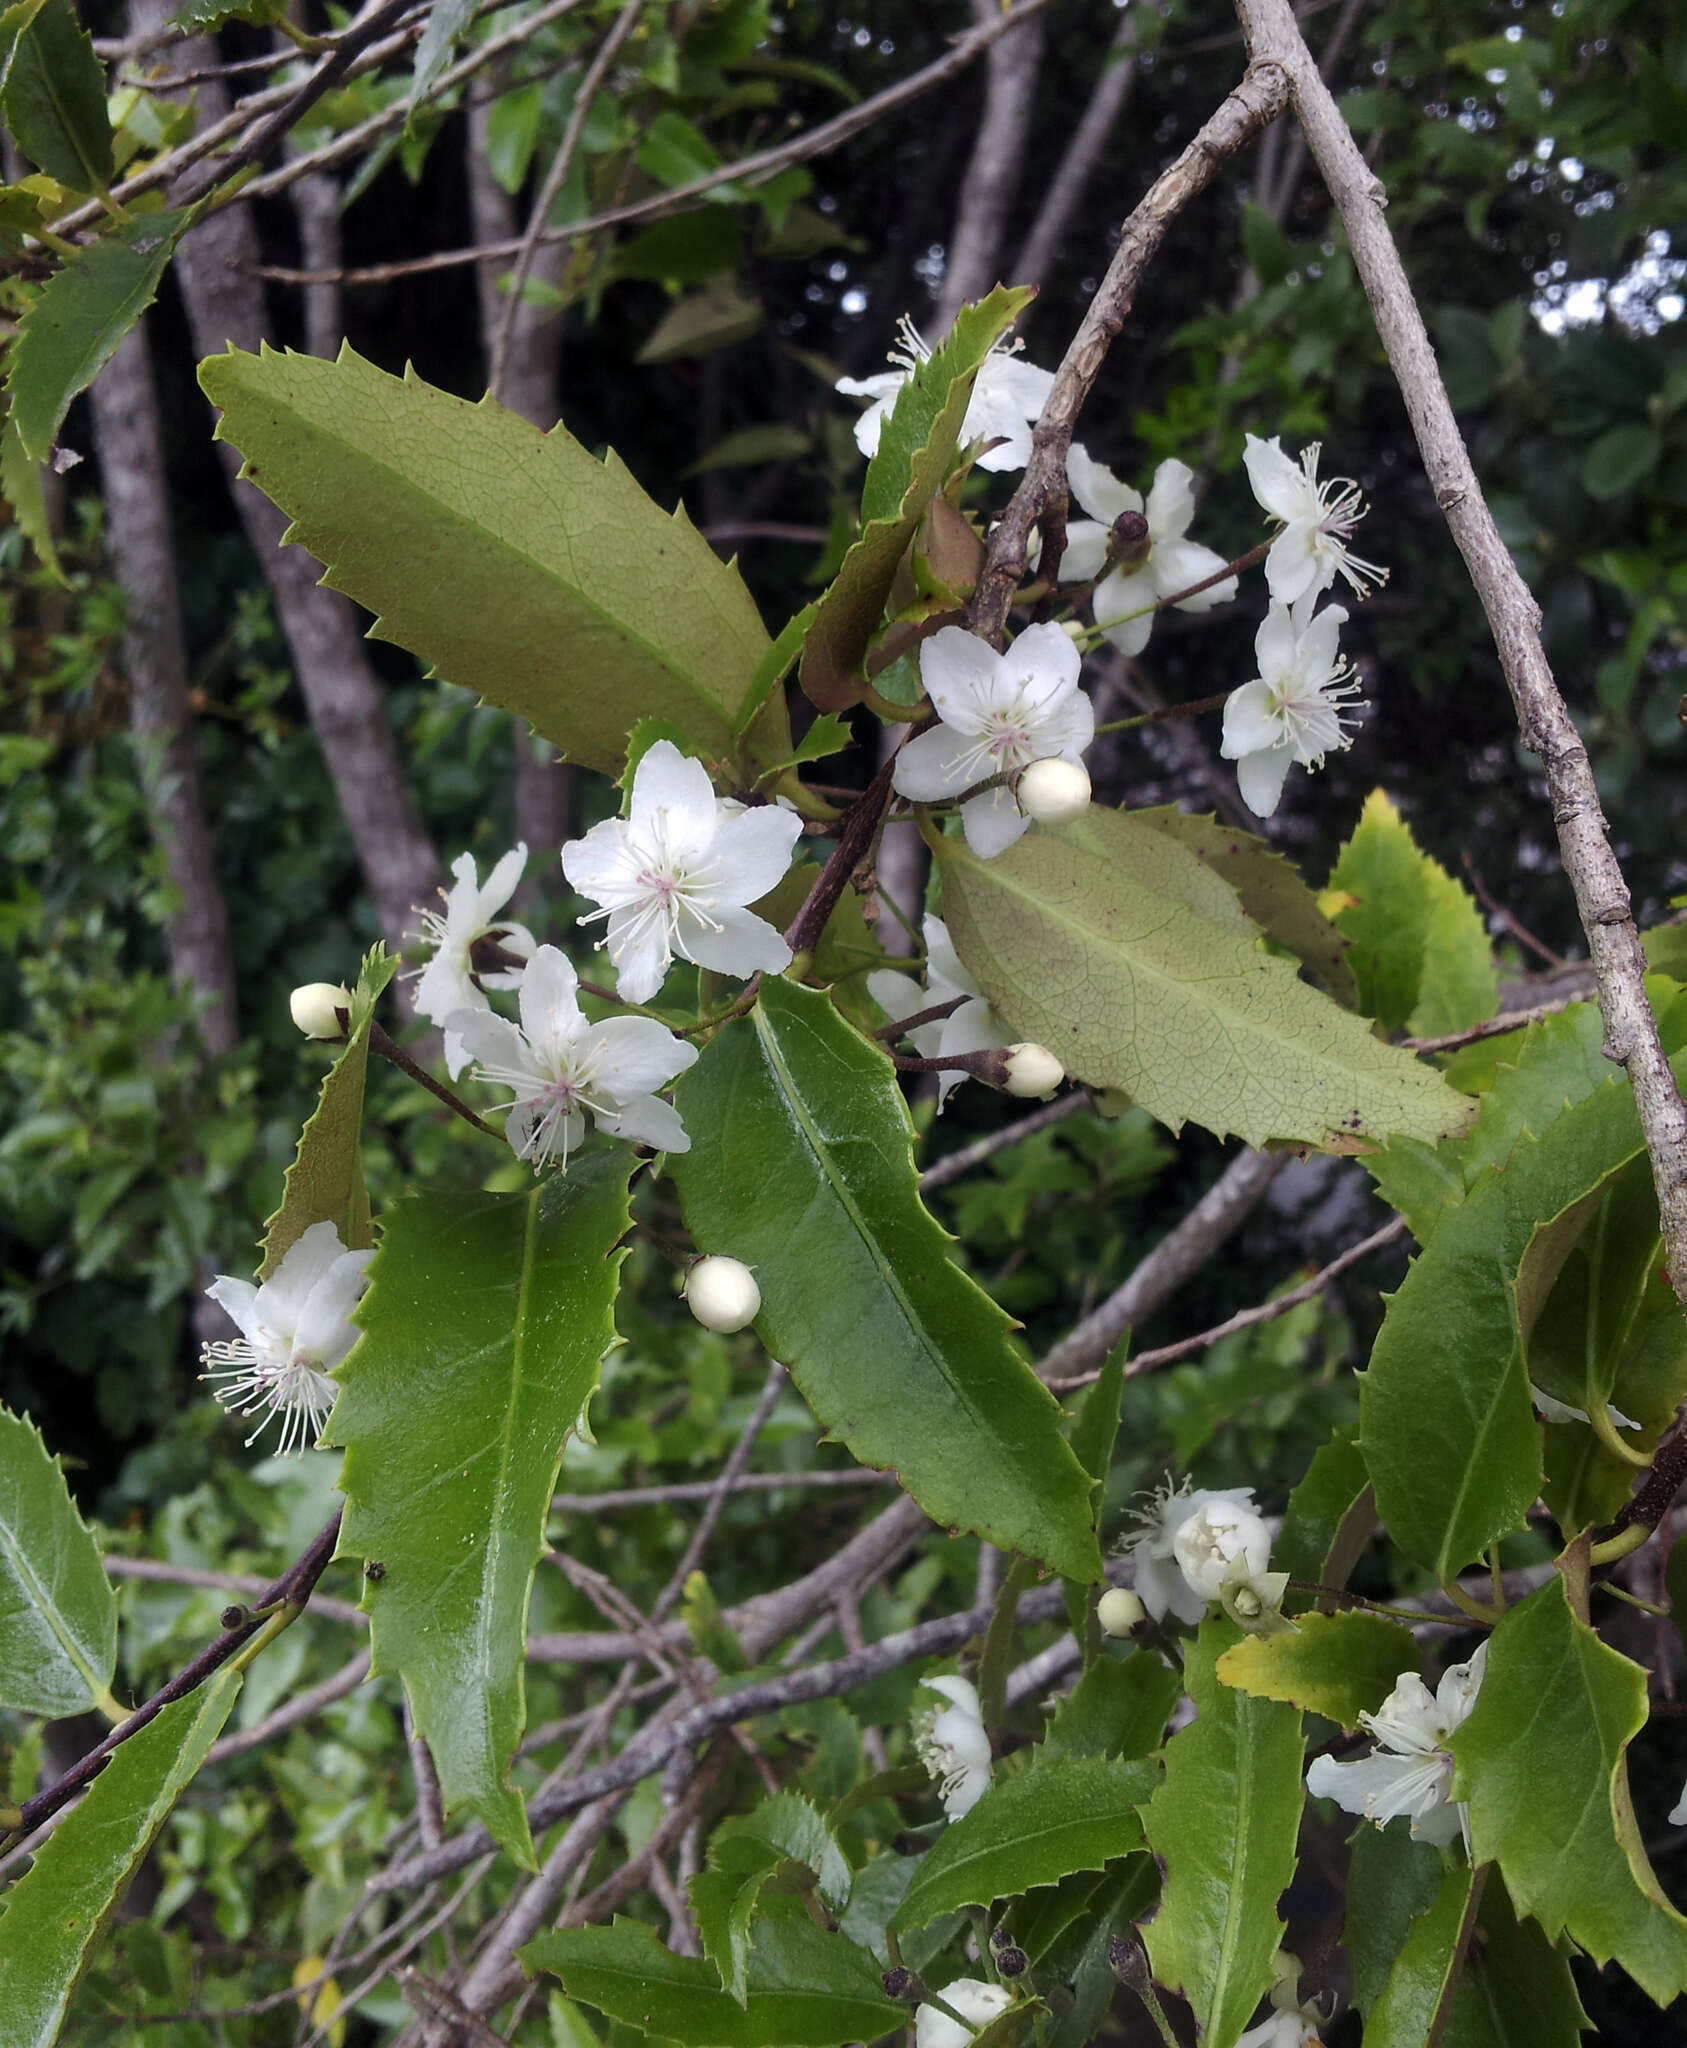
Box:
[918,1093,1091,1193]
[206,1650,372,1766]
[550,1467,893,1514]
[105,1553,368,1628]
[1234,0,1687,1322]
[1402,994,1581,1055]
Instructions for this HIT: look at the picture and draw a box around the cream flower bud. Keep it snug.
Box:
[1003,1043,1064,1098]
[1097,1587,1146,1637]
[685,1256,761,1334]
[290,982,351,1040]
[1017,756,1092,825]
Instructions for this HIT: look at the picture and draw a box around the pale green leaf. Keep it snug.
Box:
[1,410,65,584]
[940,805,1470,1150]
[196,343,790,780]
[890,1758,1158,1929]
[1216,1610,1417,1732]
[686,423,811,476]
[524,1914,902,2046]
[669,979,1100,1582]
[1140,1620,1305,2048]
[0,1670,240,2047]
[260,945,395,1277]
[8,208,186,460]
[0,1405,117,1717]
[637,277,764,364]
[0,0,111,192]
[409,0,476,108]
[1452,1574,1687,2005]
[332,1156,633,1867]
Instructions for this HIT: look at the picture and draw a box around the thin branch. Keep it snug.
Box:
[247,0,1059,286]
[1402,994,1581,1055]
[1046,1214,1409,1393]
[653,1361,788,1626]
[1234,0,1687,1324]
[550,1467,894,1513]
[918,1092,1090,1192]
[1461,849,1570,971]
[104,1553,368,1627]
[967,61,1291,644]
[206,1650,371,1766]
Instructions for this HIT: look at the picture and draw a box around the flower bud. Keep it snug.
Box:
[995,1947,1028,1979]
[290,982,351,1040]
[1110,509,1151,565]
[1097,1587,1146,1638]
[1017,756,1091,825]
[1003,1043,1064,1099]
[684,1255,761,1334]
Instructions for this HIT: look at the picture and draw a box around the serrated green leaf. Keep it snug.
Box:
[1272,1425,1373,1601]
[0,1670,239,2047]
[260,946,395,1277]
[940,804,1470,1150]
[692,1793,852,2003]
[524,1915,902,2046]
[1328,789,1495,1035]
[1134,807,1356,1004]
[7,208,186,460]
[801,286,1031,712]
[1362,1861,1481,2048]
[0,0,111,192]
[890,1758,1157,1930]
[1360,1062,1687,1581]
[1216,1610,1417,1732]
[1039,1652,1182,1764]
[196,343,789,781]
[1452,1574,1687,2005]
[669,979,1099,1580]
[332,1157,633,1867]
[0,1405,117,1717]
[1140,1619,1305,2048]
[1,410,65,584]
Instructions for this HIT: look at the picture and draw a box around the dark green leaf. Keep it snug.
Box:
[1141,1620,1305,2048]
[0,0,112,192]
[409,0,476,109]
[524,1915,902,2046]
[1069,1333,1129,1494]
[1217,1610,1418,1733]
[1039,1651,1182,1763]
[669,979,1099,1580]
[0,1403,118,1716]
[637,278,764,364]
[890,1758,1157,1930]
[0,1670,239,2044]
[1272,1425,1373,1600]
[333,1156,634,1867]
[1362,1862,1481,2048]
[1,409,66,584]
[8,208,186,461]
[687,424,812,476]
[1580,424,1660,500]
[692,1793,851,2003]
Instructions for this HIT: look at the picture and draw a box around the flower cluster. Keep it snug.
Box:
[1306,1644,1488,1849]
[1120,1478,1288,1633]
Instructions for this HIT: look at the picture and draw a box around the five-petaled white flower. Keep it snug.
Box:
[200,1221,373,1456]
[447,944,698,1171]
[836,314,1054,474]
[894,623,1094,859]
[1121,1479,1270,1623]
[1057,444,1238,656]
[915,1674,993,1820]
[914,1979,1013,2048]
[562,742,803,1004]
[868,915,1009,1108]
[1305,1643,1489,1848]
[414,845,536,1077]
[1244,434,1386,604]
[1237,1954,1331,2048]
[1220,595,1362,818]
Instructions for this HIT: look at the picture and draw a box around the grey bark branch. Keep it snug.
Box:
[934,0,1048,332]
[89,320,240,1056]
[133,0,444,964]
[1232,0,1687,1322]
[1010,4,1146,296]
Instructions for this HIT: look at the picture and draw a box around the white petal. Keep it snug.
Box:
[1364,1673,1446,1756]
[867,969,927,1027]
[962,786,1031,859]
[924,1674,983,1719]
[1254,601,1302,680]
[1145,458,1196,540]
[1264,525,1324,605]
[1297,601,1349,679]
[292,1248,375,1372]
[562,817,639,908]
[893,725,982,803]
[255,1222,352,1338]
[1235,742,1293,818]
[711,803,805,906]
[981,352,1055,418]
[1003,620,1082,717]
[605,911,673,1005]
[519,945,585,1044]
[205,1275,261,1342]
[1055,520,1112,584]
[680,902,794,982]
[478,843,528,919]
[413,948,482,1032]
[594,1092,692,1153]
[835,371,904,403]
[446,1006,532,1078]
[590,1016,700,1097]
[1669,1780,1687,1828]
[939,1757,993,1819]
[1154,539,1237,612]
[629,741,720,861]
[477,919,536,990]
[1066,443,1139,525]
[1094,565,1156,656]
[923,917,979,1002]
[918,626,1003,729]
[1244,434,1309,522]
[934,996,1006,1107]
[1221,680,1284,759]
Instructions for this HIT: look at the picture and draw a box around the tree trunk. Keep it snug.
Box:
[466,90,576,869]
[135,0,443,965]
[933,0,1048,332]
[89,320,241,1057]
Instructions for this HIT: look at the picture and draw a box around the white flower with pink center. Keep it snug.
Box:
[446,945,698,1171]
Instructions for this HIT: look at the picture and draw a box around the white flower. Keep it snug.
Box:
[200,1221,373,1455]
[893,624,1094,858]
[1238,1955,1330,2048]
[1219,595,1362,818]
[1243,434,1386,604]
[915,1674,993,1820]
[836,314,1053,473]
[685,1256,761,1334]
[1532,1387,1641,1429]
[868,915,1008,1108]
[1173,1495,1273,1602]
[1059,445,1237,657]
[562,742,803,1005]
[1121,1479,1266,1623]
[1305,1643,1489,1848]
[414,846,536,1078]
[915,1979,1013,2048]
[447,945,698,1171]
